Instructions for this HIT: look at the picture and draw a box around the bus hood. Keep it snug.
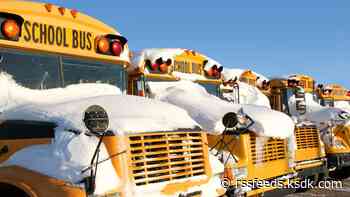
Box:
[147,80,295,139]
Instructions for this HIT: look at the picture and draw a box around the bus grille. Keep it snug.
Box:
[295,126,319,149]
[129,132,206,186]
[250,134,286,164]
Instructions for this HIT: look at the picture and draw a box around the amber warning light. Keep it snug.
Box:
[1,19,20,40]
[96,35,127,57]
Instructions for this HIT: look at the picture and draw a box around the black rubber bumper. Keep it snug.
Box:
[297,163,328,179]
[328,153,350,170]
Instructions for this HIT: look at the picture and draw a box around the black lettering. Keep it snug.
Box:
[72,30,78,48]
[39,24,47,44]
[79,31,86,49]
[47,26,55,45]
[32,22,39,43]
[23,21,31,41]
[56,27,63,46]
[63,28,69,47]
[86,32,92,50]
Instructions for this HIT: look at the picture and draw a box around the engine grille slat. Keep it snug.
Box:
[295,126,320,149]
[129,132,206,186]
[250,134,287,164]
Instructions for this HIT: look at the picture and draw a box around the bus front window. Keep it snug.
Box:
[62,57,126,91]
[0,49,60,89]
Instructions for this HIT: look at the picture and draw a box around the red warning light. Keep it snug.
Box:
[111,41,123,56]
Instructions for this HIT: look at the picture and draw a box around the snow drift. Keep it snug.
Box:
[146,80,295,139]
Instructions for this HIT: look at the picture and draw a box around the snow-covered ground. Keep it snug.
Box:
[146,80,295,139]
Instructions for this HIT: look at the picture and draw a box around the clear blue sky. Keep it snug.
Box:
[43,0,349,88]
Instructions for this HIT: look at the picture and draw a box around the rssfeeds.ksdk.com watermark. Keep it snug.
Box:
[221,178,343,190]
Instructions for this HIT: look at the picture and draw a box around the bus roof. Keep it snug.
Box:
[130,48,223,83]
[0,0,129,65]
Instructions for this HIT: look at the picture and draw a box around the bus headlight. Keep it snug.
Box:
[83,105,109,136]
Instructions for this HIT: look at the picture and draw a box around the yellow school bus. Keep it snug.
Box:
[129,48,298,196]
[316,84,350,174]
[0,1,224,197]
[260,74,331,182]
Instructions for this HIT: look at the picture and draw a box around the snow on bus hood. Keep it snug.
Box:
[0,72,121,112]
[147,80,295,138]
[221,81,271,108]
[2,95,200,134]
[334,101,350,114]
[288,93,350,126]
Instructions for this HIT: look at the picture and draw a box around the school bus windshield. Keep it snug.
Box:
[0,48,127,91]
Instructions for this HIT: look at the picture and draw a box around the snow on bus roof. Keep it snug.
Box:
[222,68,269,86]
[131,48,222,72]
[147,80,295,138]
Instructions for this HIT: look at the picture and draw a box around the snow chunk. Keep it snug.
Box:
[146,80,294,138]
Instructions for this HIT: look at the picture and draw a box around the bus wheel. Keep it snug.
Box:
[0,183,30,197]
[329,166,350,180]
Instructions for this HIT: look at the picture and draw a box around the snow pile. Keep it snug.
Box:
[146,80,295,138]
[222,68,269,87]
[0,72,121,112]
[221,81,271,108]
